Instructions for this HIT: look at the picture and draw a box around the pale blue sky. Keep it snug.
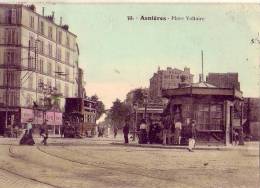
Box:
[35,3,260,108]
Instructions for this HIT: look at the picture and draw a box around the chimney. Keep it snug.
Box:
[42,7,45,16]
[60,17,62,26]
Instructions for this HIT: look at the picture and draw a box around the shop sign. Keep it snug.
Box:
[46,112,55,125]
[54,112,63,125]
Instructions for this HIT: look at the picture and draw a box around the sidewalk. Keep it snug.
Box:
[111,141,260,151]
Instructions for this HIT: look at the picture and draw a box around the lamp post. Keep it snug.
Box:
[144,93,148,122]
[133,103,137,141]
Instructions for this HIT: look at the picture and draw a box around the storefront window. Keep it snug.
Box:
[195,104,223,131]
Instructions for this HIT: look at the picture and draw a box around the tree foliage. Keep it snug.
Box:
[132,88,145,106]
[109,99,131,129]
[90,95,105,120]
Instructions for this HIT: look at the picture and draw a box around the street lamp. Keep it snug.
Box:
[144,93,148,121]
[133,103,138,141]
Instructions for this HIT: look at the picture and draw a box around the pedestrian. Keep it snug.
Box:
[174,119,182,145]
[149,123,156,144]
[25,129,35,145]
[114,125,118,138]
[19,129,28,145]
[139,119,148,144]
[26,119,33,132]
[233,129,239,145]
[60,124,65,138]
[13,124,19,138]
[41,129,49,146]
[123,120,130,144]
[188,120,196,152]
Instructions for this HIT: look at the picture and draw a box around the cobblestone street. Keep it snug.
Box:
[0,136,259,188]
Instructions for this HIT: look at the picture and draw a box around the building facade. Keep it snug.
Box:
[149,67,193,100]
[206,73,240,90]
[0,4,80,134]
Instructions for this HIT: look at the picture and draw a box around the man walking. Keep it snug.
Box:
[114,125,118,138]
[41,129,49,146]
[174,119,182,145]
[188,120,197,152]
[123,120,130,144]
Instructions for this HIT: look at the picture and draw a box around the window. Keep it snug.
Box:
[26,94,33,106]
[48,26,53,39]
[30,16,34,29]
[28,74,33,89]
[40,40,44,54]
[58,31,62,44]
[7,91,19,106]
[38,78,44,91]
[65,68,69,81]
[3,72,19,87]
[65,51,70,64]
[4,50,16,65]
[57,48,61,61]
[210,105,223,130]
[5,9,12,24]
[29,35,35,48]
[38,59,44,73]
[195,104,223,130]
[40,21,44,35]
[5,9,17,24]
[48,43,52,57]
[47,62,52,75]
[28,55,35,70]
[57,65,62,78]
[64,84,69,97]
[5,28,18,44]
[66,34,70,47]
[11,9,17,24]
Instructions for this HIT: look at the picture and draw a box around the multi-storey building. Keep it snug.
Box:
[0,4,80,135]
[149,67,193,100]
[206,73,240,90]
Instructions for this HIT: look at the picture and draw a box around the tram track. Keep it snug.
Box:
[0,145,63,188]
[62,146,160,170]
[37,145,180,183]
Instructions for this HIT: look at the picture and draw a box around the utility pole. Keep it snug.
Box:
[5,56,9,130]
[35,40,38,105]
[201,50,204,82]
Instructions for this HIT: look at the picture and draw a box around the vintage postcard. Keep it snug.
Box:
[0,1,259,188]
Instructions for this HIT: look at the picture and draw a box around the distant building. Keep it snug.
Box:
[206,73,240,90]
[149,67,193,100]
[243,98,260,140]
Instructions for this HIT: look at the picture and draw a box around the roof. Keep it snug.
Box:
[162,84,243,100]
[187,82,216,88]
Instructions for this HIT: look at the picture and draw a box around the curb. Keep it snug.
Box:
[110,142,237,151]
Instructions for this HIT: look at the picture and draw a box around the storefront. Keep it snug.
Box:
[20,108,63,134]
[162,82,244,145]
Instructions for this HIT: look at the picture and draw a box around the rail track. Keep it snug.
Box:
[36,145,177,182]
[0,145,62,188]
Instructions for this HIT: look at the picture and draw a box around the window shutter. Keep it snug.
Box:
[11,9,17,24]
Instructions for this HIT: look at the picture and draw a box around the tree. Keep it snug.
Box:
[109,99,131,129]
[132,88,145,106]
[90,95,105,120]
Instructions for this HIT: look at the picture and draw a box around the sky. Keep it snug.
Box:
[31,3,260,108]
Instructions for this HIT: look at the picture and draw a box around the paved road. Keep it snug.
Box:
[0,137,259,188]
